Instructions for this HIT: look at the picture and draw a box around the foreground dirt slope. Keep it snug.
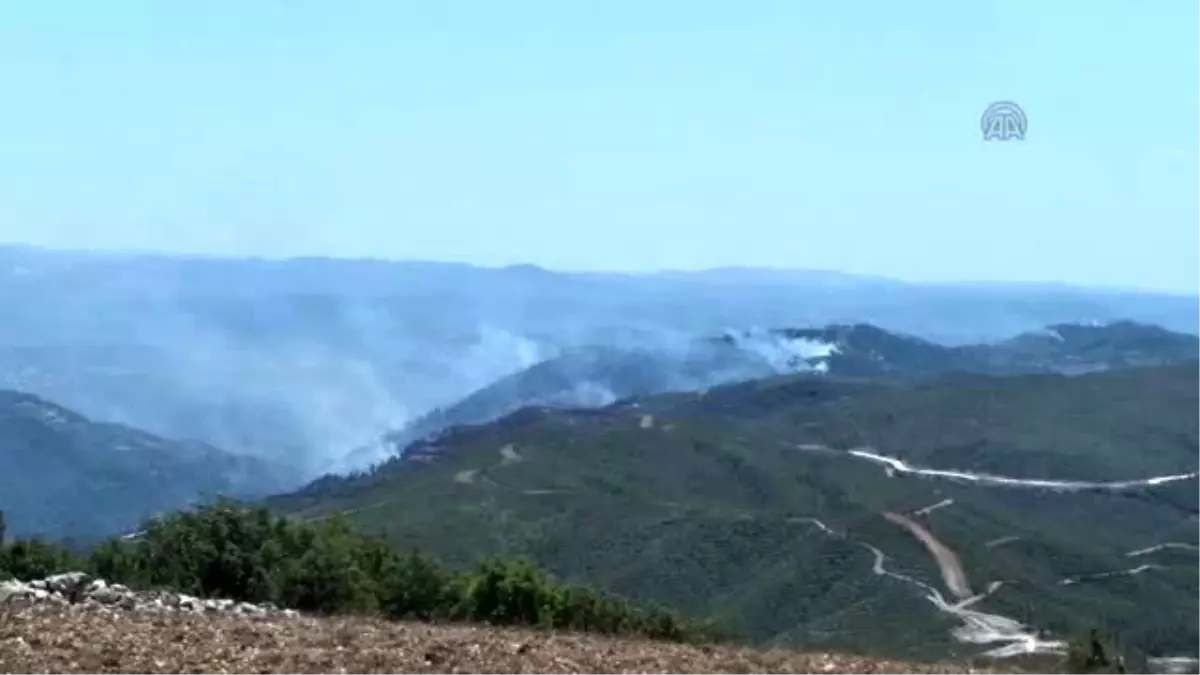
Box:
[0,605,1000,674]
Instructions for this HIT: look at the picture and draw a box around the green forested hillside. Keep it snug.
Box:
[268,363,1200,661]
[0,389,293,540]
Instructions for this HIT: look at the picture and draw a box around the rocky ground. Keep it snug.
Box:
[0,572,298,619]
[0,573,1003,674]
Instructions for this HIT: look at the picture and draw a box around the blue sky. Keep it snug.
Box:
[1,1,1197,292]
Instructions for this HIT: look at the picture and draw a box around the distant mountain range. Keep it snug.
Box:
[764,320,1200,377]
[2,244,1197,479]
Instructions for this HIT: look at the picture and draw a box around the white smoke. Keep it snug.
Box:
[565,380,620,407]
[720,328,840,373]
[0,295,564,481]
[179,321,559,476]
[5,247,1196,488]
[456,325,558,391]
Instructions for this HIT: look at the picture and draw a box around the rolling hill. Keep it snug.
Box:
[0,389,296,540]
[366,321,1199,464]
[271,362,1200,663]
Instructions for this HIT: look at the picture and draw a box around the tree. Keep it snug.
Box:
[1066,629,1127,674]
[378,551,458,621]
[0,538,78,581]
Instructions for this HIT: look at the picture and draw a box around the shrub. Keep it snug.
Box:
[0,538,79,581]
[1065,629,1127,674]
[0,501,716,644]
[378,551,460,621]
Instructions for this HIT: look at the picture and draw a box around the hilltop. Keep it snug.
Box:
[272,362,1200,662]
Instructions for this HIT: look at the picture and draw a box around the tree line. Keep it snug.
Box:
[0,505,1144,672]
[0,502,718,644]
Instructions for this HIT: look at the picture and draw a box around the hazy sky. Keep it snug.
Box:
[1,1,1197,292]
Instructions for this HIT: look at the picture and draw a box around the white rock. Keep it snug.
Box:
[0,580,32,603]
[44,571,91,595]
[91,588,125,605]
[8,575,300,621]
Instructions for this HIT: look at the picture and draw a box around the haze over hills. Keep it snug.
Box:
[2,245,1198,479]
[2,246,1198,540]
[367,320,1199,466]
[0,389,294,540]
[272,362,1200,663]
[6,316,1198,543]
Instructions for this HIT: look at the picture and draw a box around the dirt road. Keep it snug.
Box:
[882,511,973,600]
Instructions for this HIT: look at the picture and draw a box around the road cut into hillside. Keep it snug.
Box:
[882,510,973,600]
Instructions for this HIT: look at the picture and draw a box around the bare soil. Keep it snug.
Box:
[0,604,1002,674]
[882,510,973,599]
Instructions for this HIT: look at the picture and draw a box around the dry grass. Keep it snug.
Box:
[0,604,1005,674]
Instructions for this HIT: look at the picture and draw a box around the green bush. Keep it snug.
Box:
[460,557,549,625]
[378,551,461,621]
[275,521,379,614]
[0,501,716,644]
[1065,629,1127,674]
[0,538,80,581]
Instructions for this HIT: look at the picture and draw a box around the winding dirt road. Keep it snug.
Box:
[849,449,1199,491]
[783,444,1198,660]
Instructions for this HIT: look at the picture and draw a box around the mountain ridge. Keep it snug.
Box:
[361,320,1198,470]
[0,389,297,540]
